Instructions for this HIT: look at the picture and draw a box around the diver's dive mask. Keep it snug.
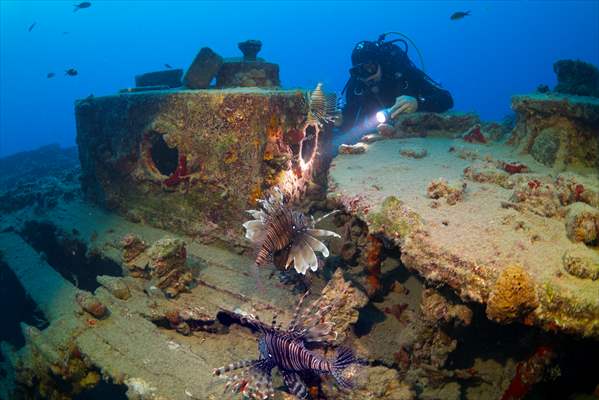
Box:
[349,62,378,80]
[349,63,381,96]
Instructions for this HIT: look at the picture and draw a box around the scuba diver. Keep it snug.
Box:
[340,33,453,131]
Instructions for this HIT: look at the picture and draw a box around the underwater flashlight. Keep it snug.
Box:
[376,108,391,124]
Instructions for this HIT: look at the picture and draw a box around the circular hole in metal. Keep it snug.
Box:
[150,133,178,176]
[301,124,317,164]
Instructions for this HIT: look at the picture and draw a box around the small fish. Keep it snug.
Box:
[28,22,36,32]
[164,63,173,69]
[47,72,55,79]
[450,11,470,20]
[65,68,78,76]
[73,2,91,12]
[62,31,69,35]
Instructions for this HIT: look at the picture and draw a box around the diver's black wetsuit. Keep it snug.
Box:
[341,42,453,131]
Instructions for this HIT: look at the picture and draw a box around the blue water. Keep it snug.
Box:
[0,0,598,157]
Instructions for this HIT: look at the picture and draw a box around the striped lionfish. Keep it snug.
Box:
[306,83,341,129]
[243,188,340,275]
[213,292,361,399]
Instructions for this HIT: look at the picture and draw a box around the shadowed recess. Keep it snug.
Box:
[149,132,179,176]
[19,221,122,291]
[0,256,49,348]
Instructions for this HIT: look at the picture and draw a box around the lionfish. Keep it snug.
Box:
[243,188,340,275]
[213,292,361,399]
[306,83,341,129]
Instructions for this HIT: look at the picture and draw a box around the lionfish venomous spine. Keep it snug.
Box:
[243,188,340,275]
[213,292,360,399]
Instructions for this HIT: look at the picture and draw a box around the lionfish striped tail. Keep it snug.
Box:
[331,347,358,388]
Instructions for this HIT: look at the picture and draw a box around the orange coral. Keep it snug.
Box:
[486,265,539,323]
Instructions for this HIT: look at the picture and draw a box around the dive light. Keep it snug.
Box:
[376,108,392,124]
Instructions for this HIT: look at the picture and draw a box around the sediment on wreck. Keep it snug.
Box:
[328,107,599,341]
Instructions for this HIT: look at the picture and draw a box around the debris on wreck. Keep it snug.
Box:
[243,188,340,275]
[121,235,193,298]
[213,276,365,399]
[509,92,599,173]
[399,146,428,159]
[96,275,131,300]
[338,142,368,154]
[75,291,109,319]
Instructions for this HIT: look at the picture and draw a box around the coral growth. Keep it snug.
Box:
[507,180,563,218]
[366,196,422,240]
[463,124,487,144]
[364,235,383,296]
[313,269,369,343]
[500,161,529,175]
[486,265,539,323]
[426,179,466,205]
[553,59,599,97]
[75,291,108,319]
[420,289,473,328]
[562,248,599,280]
[564,202,599,244]
[163,154,190,188]
[500,345,555,400]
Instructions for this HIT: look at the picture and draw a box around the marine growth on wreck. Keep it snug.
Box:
[1,2,599,400]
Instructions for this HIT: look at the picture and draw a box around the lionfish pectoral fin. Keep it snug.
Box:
[301,234,329,257]
[216,360,274,399]
[304,322,336,344]
[306,228,341,238]
[281,371,309,399]
[243,220,265,241]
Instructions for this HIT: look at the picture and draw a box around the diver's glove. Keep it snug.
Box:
[390,95,418,118]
